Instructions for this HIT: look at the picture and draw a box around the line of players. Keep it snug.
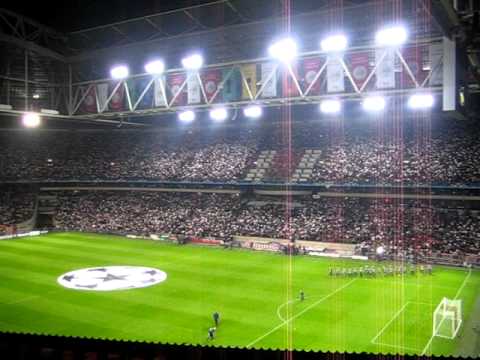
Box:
[329,264,433,277]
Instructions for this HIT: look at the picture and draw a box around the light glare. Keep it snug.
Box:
[178,110,195,123]
[321,34,348,52]
[320,99,341,114]
[363,96,386,112]
[145,60,165,74]
[376,246,385,255]
[243,105,262,118]
[210,107,228,121]
[22,113,41,128]
[268,38,298,62]
[375,25,408,47]
[110,65,129,79]
[408,93,434,109]
[181,54,204,70]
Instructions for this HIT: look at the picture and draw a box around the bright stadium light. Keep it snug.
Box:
[268,37,298,63]
[375,25,408,47]
[243,105,263,118]
[363,96,386,112]
[178,110,195,123]
[321,34,348,53]
[376,246,385,256]
[408,93,434,109]
[320,99,341,114]
[110,65,129,79]
[22,112,41,128]
[182,54,204,70]
[144,59,165,74]
[210,107,228,121]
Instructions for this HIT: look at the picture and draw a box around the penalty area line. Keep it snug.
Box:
[371,301,410,344]
[246,278,356,348]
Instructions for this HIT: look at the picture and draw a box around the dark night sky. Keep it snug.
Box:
[2,0,219,32]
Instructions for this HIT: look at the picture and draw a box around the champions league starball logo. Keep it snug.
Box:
[57,266,167,291]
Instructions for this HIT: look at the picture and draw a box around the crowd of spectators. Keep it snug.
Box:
[1,118,480,185]
[53,191,480,257]
[0,186,36,225]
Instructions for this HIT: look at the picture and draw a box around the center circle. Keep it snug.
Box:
[57,266,167,291]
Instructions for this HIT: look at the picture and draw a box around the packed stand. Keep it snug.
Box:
[0,186,36,225]
[1,118,480,185]
[53,191,480,257]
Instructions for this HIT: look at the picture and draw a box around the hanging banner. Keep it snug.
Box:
[153,77,166,107]
[168,73,187,106]
[80,86,97,113]
[187,73,201,104]
[283,63,301,97]
[241,64,257,99]
[96,83,109,112]
[376,49,395,89]
[222,68,241,102]
[261,63,277,98]
[128,77,153,109]
[429,43,443,86]
[201,69,222,103]
[349,52,370,90]
[302,57,323,95]
[327,57,344,93]
[109,82,125,111]
[402,46,427,87]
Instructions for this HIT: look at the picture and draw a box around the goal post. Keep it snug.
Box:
[433,298,462,339]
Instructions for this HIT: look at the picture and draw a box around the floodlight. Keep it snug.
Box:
[181,54,204,70]
[375,25,408,47]
[376,246,385,255]
[145,59,165,74]
[321,34,348,53]
[243,105,262,118]
[408,93,434,109]
[209,107,228,121]
[32,93,40,99]
[22,113,41,128]
[268,37,298,62]
[110,65,129,79]
[320,99,341,114]
[362,96,386,112]
[178,110,195,123]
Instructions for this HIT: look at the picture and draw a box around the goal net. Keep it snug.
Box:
[433,298,462,339]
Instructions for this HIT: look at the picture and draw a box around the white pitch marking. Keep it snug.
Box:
[420,269,472,356]
[371,301,410,344]
[246,279,356,348]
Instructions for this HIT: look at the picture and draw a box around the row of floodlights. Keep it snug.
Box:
[177,93,434,123]
[18,93,432,128]
[109,25,408,80]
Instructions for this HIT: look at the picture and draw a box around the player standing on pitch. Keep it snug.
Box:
[213,311,220,326]
[208,326,216,340]
[300,290,305,301]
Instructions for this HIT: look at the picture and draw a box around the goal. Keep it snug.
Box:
[433,298,462,339]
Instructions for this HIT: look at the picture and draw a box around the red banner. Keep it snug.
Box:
[81,86,97,113]
[168,73,187,106]
[349,52,370,90]
[109,83,125,111]
[302,58,323,95]
[402,46,427,87]
[283,63,301,97]
[190,237,223,245]
[201,69,222,102]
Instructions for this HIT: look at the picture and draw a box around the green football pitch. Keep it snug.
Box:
[0,232,479,356]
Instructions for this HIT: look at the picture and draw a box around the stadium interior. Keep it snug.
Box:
[1,0,480,359]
